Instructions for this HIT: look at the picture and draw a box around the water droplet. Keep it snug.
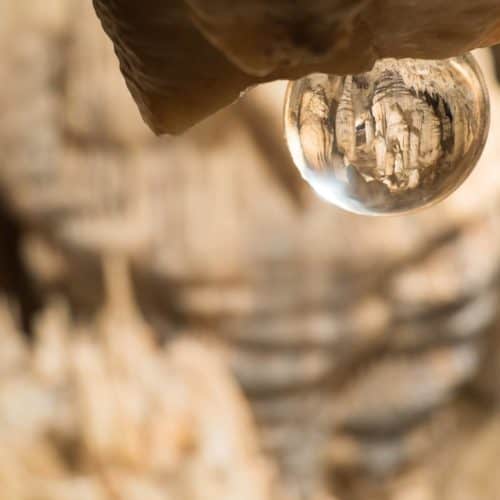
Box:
[284,55,489,215]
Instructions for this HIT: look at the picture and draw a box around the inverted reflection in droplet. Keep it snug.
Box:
[284,55,490,215]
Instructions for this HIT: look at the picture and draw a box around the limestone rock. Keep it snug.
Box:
[93,0,500,133]
[4,3,500,499]
[0,296,278,500]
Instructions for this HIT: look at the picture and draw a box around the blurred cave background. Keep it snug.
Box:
[2,2,500,500]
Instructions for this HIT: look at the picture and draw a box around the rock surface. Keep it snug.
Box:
[92,0,500,133]
[3,3,500,499]
[0,298,280,500]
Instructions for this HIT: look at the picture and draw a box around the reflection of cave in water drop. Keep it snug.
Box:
[285,55,489,215]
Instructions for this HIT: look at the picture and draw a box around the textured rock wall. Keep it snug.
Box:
[3,2,500,500]
[0,293,278,500]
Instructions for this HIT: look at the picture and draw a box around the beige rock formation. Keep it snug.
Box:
[93,0,500,133]
[4,3,500,499]
[0,274,279,500]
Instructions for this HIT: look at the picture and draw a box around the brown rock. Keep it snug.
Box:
[93,0,500,133]
[0,293,279,500]
[4,4,500,497]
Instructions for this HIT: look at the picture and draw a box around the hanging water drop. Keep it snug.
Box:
[284,55,489,215]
